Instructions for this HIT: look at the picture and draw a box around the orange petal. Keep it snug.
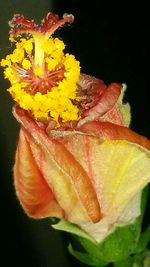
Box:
[13,106,101,223]
[25,130,92,224]
[80,121,150,150]
[14,128,63,218]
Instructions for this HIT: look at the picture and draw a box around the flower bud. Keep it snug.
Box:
[13,73,150,242]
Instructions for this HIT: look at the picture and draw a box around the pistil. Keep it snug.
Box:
[33,33,45,73]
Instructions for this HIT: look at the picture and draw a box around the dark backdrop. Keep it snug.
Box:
[0,1,149,267]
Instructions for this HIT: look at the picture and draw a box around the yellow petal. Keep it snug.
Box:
[90,139,150,219]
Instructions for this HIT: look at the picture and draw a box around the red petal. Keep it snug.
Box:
[85,83,122,116]
[78,76,123,126]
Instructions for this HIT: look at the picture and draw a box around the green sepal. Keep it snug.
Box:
[68,243,108,266]
[52,219,96,243]
[113,257,133,267]
[52,215,142,266]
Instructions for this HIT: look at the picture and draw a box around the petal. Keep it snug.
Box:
[14,128,63,218]
[52,125,150,241]
[80,192,142,243]
[13,106,101,223]
[99,84,131,127]
[50,134,150,242]
[80,121,150,150]
[86,82,122,117]
[88,139,150,218]
[79,121,150,218]
[55,132,150,219]
[78,80,122,127]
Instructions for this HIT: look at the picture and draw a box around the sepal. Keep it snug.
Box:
[68,243,108,266]
[52,219,96,243]
[52,214,142,266]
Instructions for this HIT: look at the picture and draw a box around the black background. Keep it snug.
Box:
[0,1,149,266]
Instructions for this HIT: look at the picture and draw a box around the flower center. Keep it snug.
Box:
[1,13,81,123]
[15,61,65,95]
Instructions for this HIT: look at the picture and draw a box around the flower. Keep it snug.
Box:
[1,13,150,243]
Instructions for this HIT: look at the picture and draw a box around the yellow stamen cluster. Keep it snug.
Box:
[1,34,80,122]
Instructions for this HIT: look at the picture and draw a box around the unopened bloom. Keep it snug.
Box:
[1,13,150,243]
